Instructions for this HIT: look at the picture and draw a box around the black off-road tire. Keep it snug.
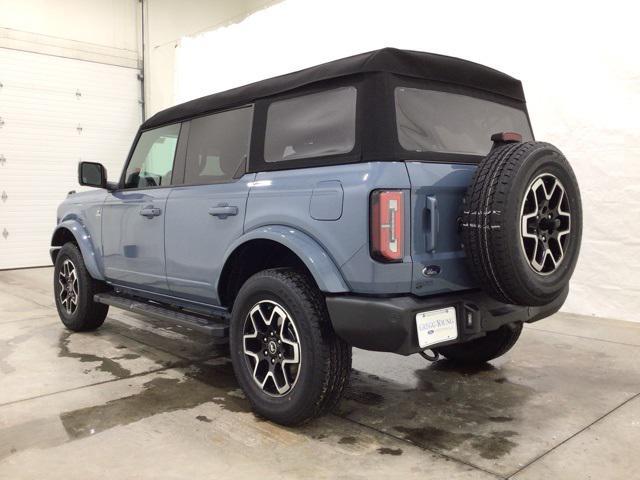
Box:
[461,141,582,306]
[54,242,109,331]
[229,268,352,426]
[436,323,523,365]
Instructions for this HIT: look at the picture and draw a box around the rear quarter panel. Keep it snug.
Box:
[244,162,413,294]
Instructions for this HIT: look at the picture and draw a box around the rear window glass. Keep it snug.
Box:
[395,87,533,156]
[264,87,357,163]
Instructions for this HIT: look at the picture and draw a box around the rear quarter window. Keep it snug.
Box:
[264,87,357,163]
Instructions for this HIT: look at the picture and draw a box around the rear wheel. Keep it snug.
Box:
[435,323,523,365]
[229,268,351,425]
[54,242,109,331]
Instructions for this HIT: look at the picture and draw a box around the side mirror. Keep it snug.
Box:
[78,162,107,189]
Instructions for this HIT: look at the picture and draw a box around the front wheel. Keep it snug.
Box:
[53,242,109,331]
[229,268,351,426]
[435,323,523,365]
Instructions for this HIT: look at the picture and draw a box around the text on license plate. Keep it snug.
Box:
[415,307,458,349]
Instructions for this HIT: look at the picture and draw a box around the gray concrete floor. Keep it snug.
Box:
[1,268,639,480]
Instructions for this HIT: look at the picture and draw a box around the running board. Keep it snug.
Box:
[94,293,229,338]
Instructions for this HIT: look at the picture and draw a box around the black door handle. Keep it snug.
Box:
[140,206,161,218]
[426,196,438,252]
[208,204,238,219]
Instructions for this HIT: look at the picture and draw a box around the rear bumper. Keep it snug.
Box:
[325,286,568,355]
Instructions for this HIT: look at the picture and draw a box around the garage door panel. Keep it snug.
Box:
[2,94,140,134]
[0,47,141,270]
[0,50,140,98]
[1,92,139,118]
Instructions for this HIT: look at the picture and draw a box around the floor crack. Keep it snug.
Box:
[506,390,640,478]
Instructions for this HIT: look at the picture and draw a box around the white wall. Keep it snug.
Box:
[144,0,283,116]
[0,0,140,67]
[175,0,640,322]
[0,1,285,118]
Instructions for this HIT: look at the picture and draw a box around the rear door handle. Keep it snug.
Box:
[140,206,162,218]
[208,204,238,219]
[426,195,439,252]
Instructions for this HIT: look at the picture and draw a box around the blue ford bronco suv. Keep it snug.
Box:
[51,48,582,425]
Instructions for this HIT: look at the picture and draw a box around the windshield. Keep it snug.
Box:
[395,87,533,156]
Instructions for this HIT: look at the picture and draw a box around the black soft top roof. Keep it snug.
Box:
[142,48,525,129]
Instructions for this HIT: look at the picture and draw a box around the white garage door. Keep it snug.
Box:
[0,48,142,270]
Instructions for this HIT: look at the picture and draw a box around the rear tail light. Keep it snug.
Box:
[370,190,405,262]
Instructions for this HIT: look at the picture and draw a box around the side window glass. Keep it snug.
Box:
[184,106,253,185]
[264,87,357,163]
[124,124,180,189]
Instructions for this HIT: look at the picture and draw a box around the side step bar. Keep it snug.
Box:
[94,293,229,338]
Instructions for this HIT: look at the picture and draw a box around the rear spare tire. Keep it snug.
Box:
[461,141,582,306]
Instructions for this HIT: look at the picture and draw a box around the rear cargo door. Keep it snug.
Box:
[405,162,477,296]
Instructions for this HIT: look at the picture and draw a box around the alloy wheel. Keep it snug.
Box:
[58,258,79,315]
[242,300,301,396]
[520,173,571,275]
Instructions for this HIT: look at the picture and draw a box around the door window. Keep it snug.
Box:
[184,106,253,185]
[123,124,180,189]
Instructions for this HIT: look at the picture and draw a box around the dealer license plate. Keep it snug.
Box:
[416,307,458,349]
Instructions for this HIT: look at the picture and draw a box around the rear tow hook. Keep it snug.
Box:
[419,349,440,362]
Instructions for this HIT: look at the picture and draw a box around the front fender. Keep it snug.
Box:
[221,225,349,293]
[51,220,104,281]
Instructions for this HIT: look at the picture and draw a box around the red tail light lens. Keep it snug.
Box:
[370,190,404,262]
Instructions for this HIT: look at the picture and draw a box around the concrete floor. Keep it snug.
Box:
[1,268,639,479]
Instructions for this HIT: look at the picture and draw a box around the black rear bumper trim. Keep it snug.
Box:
[325,286,568,355]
